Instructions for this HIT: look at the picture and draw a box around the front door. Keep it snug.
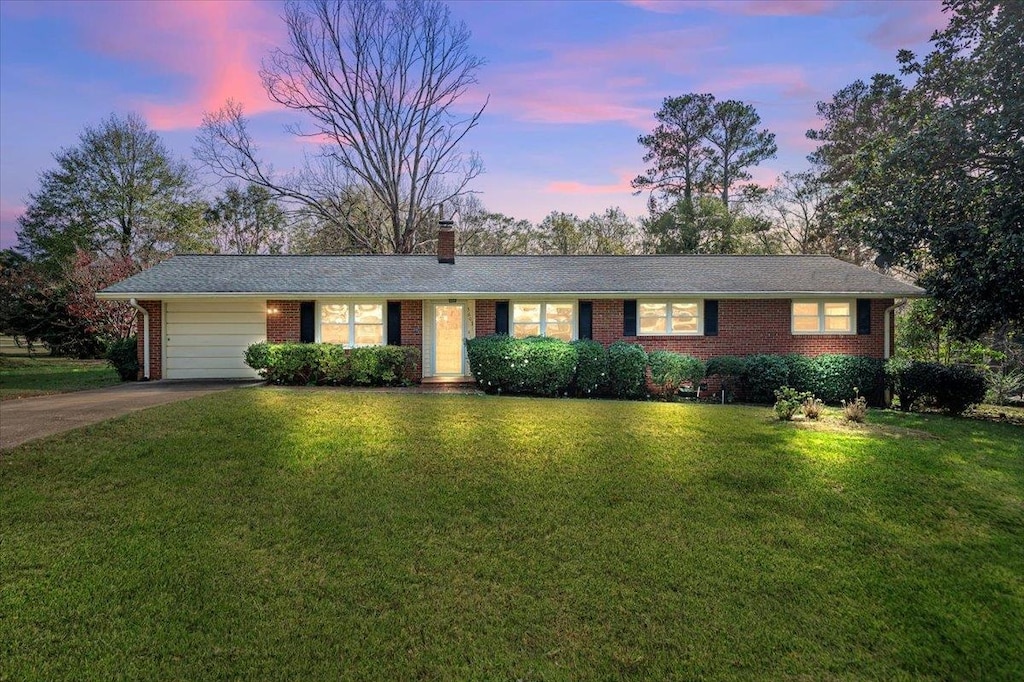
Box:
[433,303,466,376]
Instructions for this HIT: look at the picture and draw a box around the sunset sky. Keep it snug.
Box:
[0,0,949,249]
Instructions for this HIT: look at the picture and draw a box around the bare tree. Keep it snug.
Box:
[195,0,486,254]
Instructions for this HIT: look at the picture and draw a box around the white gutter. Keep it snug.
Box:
[128,298,150,380]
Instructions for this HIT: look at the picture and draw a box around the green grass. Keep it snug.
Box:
[1,390,1022,680]
[0,355,120,400]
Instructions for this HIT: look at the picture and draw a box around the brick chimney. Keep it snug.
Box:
[437,219,455,264]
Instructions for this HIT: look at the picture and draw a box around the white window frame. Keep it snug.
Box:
[511,301,577,341]
[315,300,387,347]
[637,300,704,336]
[791,299,856,335]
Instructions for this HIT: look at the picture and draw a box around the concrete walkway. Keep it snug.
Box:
[0,381,255,450]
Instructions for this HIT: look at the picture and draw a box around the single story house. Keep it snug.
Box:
[97,224,924,381]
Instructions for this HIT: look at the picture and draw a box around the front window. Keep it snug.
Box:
[319,302,384,346]
[638,300,701,335]
[512,302,575,341]
[792,300,853,334]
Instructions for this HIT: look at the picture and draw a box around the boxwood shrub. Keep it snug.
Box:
[106,336,139,381]
[648,351,705,400]
[465,335,578,396]
[607,341,648,400]
[740,354,790,404]
[886,359,987,415]
[811,354,885,405]
[705,355,745,399]
[243,342,415,386]
[571,339,608,397]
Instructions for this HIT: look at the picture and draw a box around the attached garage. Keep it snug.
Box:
[163,300,265,379]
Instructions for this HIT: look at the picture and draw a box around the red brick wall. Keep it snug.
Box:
[475,300,497,337]
[399,299,423,381]
[267,300,301,343]
[598,299,892,358]
[474,298,893,360]
[262,299,425,380]
[135,300,162,380]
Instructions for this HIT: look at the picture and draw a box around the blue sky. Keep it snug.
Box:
[0,0,948,249]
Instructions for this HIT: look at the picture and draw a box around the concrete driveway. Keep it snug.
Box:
[0,380,257,450]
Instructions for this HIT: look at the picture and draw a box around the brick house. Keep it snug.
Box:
[97,225,923,381]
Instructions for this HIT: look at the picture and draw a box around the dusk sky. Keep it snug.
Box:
[0,0,949,249]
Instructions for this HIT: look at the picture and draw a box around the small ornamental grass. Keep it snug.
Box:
[801,396,824,420]
[841,388,868,423]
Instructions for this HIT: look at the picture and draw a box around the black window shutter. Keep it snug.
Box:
[856,299,871,335]
[623,300,637,336]
[578,301,593,340]
[495,301,510,335]
[387,301,402,345]
[704,300,719,336]
[300,301,315,343]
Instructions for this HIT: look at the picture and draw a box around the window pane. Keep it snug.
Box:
[513,322,540,338]
[321,324,348,344]
[793,302,818,317]
[640,303,666,318]
[546,323,572,341]
[824,302,850,317]
[640,315,667,334]
[321,303,349,325]
[513,304,541,323]
[793,316,820,332]
[546,303,573,325]
[354,323,383,346]
[672,302,698,318]
[354,304,382,324]
[824,316,851,332]
[671,315,698,333]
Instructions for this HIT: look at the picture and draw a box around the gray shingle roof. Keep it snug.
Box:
[97,254,925,298]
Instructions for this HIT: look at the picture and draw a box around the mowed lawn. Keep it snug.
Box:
[0,356,120,400]
[1,390,1022,680]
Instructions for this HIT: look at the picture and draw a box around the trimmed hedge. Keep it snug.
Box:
[243,342,416,386]
[571,339,608,397]
[607,342,648,400]
[465,335,577,396]
[648,351,705,400]
[106,336,139,381]
[886,359,987,415]
[705,353,885,405]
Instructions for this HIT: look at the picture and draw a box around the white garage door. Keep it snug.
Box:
[164,300,265,379]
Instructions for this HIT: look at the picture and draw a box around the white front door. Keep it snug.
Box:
[433,303,466,376]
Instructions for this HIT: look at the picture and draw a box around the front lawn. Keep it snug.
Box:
[0,355,120,400]
[1,390,1021,679]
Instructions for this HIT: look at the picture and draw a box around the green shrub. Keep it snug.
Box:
[648,351,705,400]
[706,355,745,399]
[465,335,576,396]
[607,342,648,399]
[243,342,416,387]
[933,364,987,415]
[320,344,351,385]
[781,354,816,393]
[811,354,885,405]
[106,336,139,381]
[773,386,811,421]
[244,341,272,373]
[571,339,608,397]
[741,354,790,404]
[886,360,986,414]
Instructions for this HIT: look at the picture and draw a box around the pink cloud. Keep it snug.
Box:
[862,1,948,50]
[705,65,815,99]
[62,0,285,130]
[473,27,720,129]
[0,200,25,250]
[545,172,636,196]
[625,0,836,17]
